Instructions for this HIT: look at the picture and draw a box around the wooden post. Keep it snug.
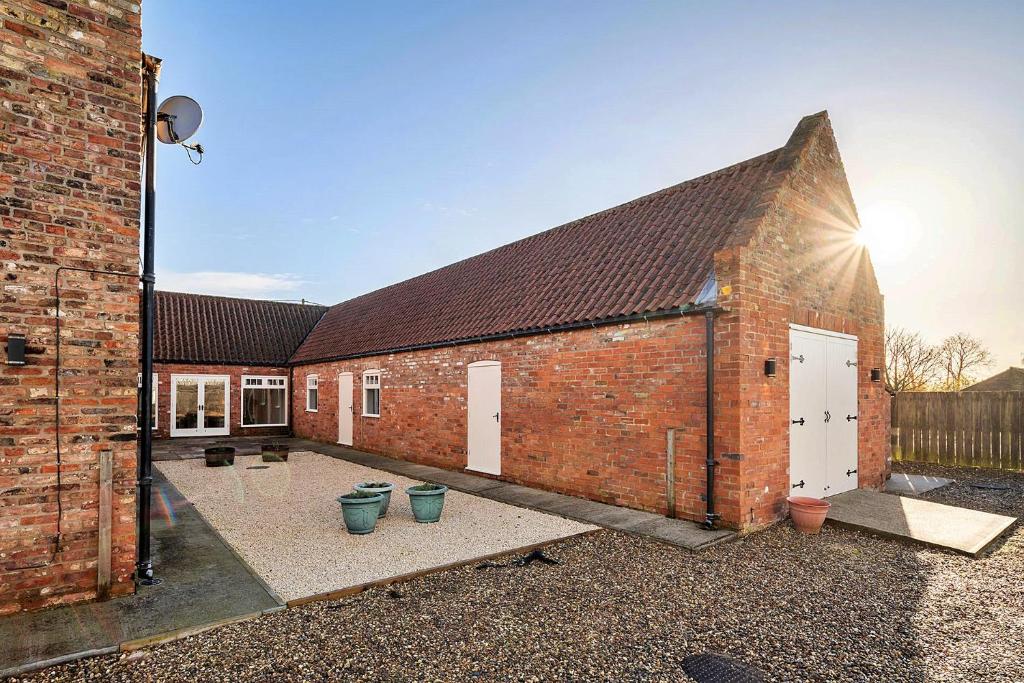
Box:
[97,450,113,601]
[665,428,677,519]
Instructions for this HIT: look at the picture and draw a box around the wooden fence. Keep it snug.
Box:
[891,391,1024,471]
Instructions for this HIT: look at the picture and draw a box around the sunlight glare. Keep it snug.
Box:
[856,201,921,265]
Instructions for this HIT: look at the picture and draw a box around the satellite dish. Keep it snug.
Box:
[156,95,203,144]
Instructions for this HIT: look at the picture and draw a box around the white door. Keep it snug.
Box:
[467,361,501,475]
[788,325,859,498]
[170,374,230,437]
[825,336,859,495]
[789,330,829,498]
[337,372,353,446]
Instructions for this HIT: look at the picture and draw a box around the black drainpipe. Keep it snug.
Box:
[703,308,718,529]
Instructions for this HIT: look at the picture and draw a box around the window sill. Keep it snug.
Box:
[362,413,380,418]
[306,409,318,413]
[242,423,288,428]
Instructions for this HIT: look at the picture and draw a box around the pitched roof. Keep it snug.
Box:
[963,367,1024,392]
[154,291,327,365]
[289,136,799,364]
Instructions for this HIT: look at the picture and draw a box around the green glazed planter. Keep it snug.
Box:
[353,482,395,517]
[337,491,383,534]
[406,483,448,523]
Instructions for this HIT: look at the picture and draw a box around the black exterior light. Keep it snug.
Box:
[6,333,25,365]
[870,368,882,383]
[764,357,777,377]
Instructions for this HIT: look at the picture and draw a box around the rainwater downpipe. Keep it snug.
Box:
[703,308,718,529]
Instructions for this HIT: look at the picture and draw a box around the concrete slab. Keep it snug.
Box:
[885,473,955,495]
[825,489,1017,557]
[0,471,280,677]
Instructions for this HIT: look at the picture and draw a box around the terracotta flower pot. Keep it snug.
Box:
[787,496,831,534]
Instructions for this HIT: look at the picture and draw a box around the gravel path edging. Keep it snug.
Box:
[286,528,601,607]
[0,646,120,680]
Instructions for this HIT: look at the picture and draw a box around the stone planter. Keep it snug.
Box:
[353,482,395,517]
[204,446,235,467]
[261,443,290,462]
[406,483,448,523]
[337,491,384,535]
[787,496,831,534]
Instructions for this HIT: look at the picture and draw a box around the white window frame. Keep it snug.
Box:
[138,372,158,430]
[362,370,381,418]
[306,374,319,412]
[241,375,289,427]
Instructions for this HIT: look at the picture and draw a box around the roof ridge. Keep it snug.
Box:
[156,289,328,310]
[319,147,784,314]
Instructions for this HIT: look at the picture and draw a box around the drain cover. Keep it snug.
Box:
[682,652,765,683]
[246,465,270,470]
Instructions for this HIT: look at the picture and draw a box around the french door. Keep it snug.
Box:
[170,374,230,437]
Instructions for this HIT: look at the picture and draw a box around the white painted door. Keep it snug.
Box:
[789,330,829,498]
[337,372,353,446]
[467,361,501,475]
[825,336,860,495]
[788,325,859,498]
[170,374,230,437]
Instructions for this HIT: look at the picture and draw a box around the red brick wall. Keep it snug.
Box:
[714,113,889,528]
[0,1,142,613]
[152,363,290,440]
[292,318,714,520]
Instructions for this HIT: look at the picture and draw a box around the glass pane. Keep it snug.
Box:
[366,388,380,415]
[175,378,198,430]
[243,388,285,425]
[203,380,226,429]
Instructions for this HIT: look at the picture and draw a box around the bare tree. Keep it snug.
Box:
[884,327,941,394]
[937,332,995,391]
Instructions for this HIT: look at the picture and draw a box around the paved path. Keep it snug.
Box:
[884,473,954,495]
[155,436,734,551]
[826,488,1016,557]
[0,471,281,678]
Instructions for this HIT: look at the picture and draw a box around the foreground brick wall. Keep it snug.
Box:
[715,113,888,528]
[152,363,290,440]
[0,1,142,613]
[292,318,714,520]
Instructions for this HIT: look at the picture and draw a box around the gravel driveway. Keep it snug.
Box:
[12,463,1023,683]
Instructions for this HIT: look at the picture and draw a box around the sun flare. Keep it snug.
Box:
[856,200,920,264]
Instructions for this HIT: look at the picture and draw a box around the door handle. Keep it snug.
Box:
[846,414,857,421]
[791,417,805,426]
[824,410,831,423]
[494,412,500,422]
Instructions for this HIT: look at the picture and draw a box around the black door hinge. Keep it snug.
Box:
[846,414,857,421]
[791,417,805,426]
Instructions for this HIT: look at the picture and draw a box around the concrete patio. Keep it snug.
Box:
[154,437,737,552]
[0,470,281,678]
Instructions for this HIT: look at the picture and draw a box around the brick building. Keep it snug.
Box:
[151,291,325,440]
[153,112,889,532]
[1,1,143,613]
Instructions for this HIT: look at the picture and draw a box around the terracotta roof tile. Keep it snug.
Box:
[290,147,782,364]
[154,291,326,365]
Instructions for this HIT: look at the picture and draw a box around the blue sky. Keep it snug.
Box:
[144,1,1023,369]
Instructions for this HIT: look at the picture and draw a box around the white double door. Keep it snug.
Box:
[789,326,859,499]
[170,374,230,437]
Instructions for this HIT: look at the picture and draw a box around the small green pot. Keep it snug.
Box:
[337,491,383,534]
[353,482,395,517]
[406,483,448,523]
